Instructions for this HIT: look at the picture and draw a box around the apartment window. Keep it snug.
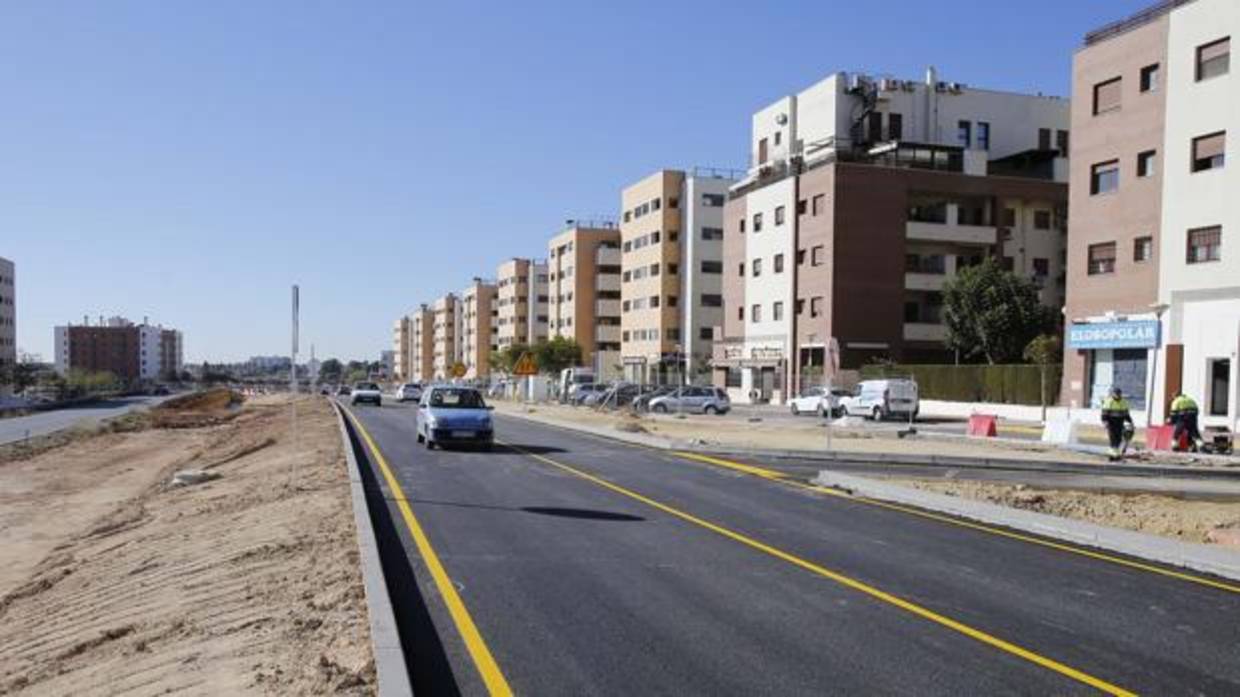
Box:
[650,296,660,308]
[701,260,723,274]
[668,263,679,275]
[669,197,679,209]
[774,253,784,273]
[622,331,630,342]
[701,227,724,241]
[650,263,660,276]
[1057,129,1070,155]
[622,270,631,282]
[1000,256,1015,272]
[772,301,784,322]
[810,297,823,318]
[667,295,678,307]
[811,194,825,216]
[737,306,744,321]
[1038,128,1052,151]
[1001,208,1017,227]
[752,258,762,277]
[1140,63,1160,92]
[1087,242,1117,275]
[1093,77,1122,115]
[751,304,762,323]
[889,112,903,141]
[1137,150,1158,178]
[1134,236,1154,263]
[702,193,725,207]
[623,241,632,252]
[796,249,806,265]
[668,230,678,242]
[651,231,661,243]
[1192,132,1226,172]
[774,130,782,146]
[774,206,785,225]
[699,327,713,340]
[701,294,723,308]
[811,245,825,266]
[738,262,745,276]
[1196,37,1230,81]
[1032,258,1049,276]
[957,120,971,147]
[1090,160,1120,195]
[797,199,807,215]
[1187,226,1222,263]
[739,218,745,233]
[652,197,661,211]
[795,299,805,315]
[867,111,882,142]
[753,213,763,232]
[977,121,990,150]
[758,137,769,164]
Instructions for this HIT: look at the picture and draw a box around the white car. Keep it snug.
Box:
[840,379,919,421]
[788,386,851,417]
[349,382,383,406]
[396,383,423,402]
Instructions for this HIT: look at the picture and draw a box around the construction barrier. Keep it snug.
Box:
[1146,424,1176,451]
[967,414,998,438]
[1041,418,1081,445]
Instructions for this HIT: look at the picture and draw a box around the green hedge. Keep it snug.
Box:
[859,364,1061,405]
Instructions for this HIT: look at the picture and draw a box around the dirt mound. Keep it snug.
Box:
[149,388,244,429]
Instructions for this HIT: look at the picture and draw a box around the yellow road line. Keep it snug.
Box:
[669,450,1240,595]
[343,407,513,697]
[501,440,1135,697]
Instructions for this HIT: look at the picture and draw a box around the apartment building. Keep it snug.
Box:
[619,169,735,385]
[547,224,623,378]
[716,69,1070,404]
[431,294,459,380]
[0,257,14,394]
[54,316,183,382]
[459,278,498,381]
[410,304,434,382]
[495,258,549,350]
[392,315,412,381]
[1065,0,1237,429]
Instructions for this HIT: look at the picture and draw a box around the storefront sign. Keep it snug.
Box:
[1068,320,1160,349]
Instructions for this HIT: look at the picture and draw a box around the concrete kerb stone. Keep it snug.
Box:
[331,402,414,697]
[812,470,1240,582]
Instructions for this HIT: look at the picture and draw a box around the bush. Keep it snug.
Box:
[860,364,1061,406]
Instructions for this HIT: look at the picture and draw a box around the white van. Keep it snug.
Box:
[840,379,919,421]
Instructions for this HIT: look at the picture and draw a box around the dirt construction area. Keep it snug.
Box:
[0,392,374,695]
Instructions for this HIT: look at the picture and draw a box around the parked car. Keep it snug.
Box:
[415,386,494,450]
[152,385,171,396]
[631,386,674,412]
[788,386,852,417]
[350,382,383,406]
[840,379,919,421]
[570,383,608,406]
[648,386,731,415]
[336,384,351,396]
[395,383,423,402]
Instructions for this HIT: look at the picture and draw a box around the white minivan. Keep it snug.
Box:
[840,379,919,421]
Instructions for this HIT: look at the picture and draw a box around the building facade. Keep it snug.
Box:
[547,224,623,378]
[392,316,412,381]
[410,304,434,382]
[716,69,1070,404]
[0,257,14,394]
[495,258,549,350]
[459,278,497,381]
[54,316,183,383]
[431,294,460,380]
[619,169,735,385]
[1064,0,1237,430]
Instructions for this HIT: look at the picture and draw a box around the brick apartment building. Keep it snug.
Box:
[54,316,183,383]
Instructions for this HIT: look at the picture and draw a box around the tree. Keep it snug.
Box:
[319,358,343,383]
[491,343,530,375]
[1023,334,1062,422]
[943,258,1058,365]
[532,337,582,375]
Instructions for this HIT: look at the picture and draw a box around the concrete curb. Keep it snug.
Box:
[331,402,414,697]
[494,406,1240,480]
[812,470,1240,582]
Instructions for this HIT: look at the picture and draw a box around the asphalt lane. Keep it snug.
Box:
[0,395,166,445]
[344,399,1240,695]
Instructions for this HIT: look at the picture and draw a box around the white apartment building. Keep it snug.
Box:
[459,278,498,381]
[410,304,434,382]
[495,258,549,349]
[392,316,412,381]
[431,294,460,380]
[0,257,14,394]
[54,316,183,382]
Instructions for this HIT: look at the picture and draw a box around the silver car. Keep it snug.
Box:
[395,383,423,402]
[647,386,731,415]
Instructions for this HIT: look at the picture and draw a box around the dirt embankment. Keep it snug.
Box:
[897,479,1240,545]
[0,393,374,695]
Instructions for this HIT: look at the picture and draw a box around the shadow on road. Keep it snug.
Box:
[496,444,567,455]
[521,507,645,522]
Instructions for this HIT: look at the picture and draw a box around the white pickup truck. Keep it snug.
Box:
[349,382,383,406]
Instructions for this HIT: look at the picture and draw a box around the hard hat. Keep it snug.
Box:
[1110,386,1123,397]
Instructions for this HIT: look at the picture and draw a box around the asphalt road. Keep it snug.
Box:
[0,395,166,445]
[342,398,1240,696]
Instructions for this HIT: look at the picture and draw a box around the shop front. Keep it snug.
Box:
[1067,317,1161,413]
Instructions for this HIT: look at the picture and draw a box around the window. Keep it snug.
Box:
[622,300,631,312]
[1137,150,1157,178]
[622,331,630,342]
[811,194,825,216]
[702,193,725,207]
[904,302,920,323]
[1057,129,1070,155]
[701,227,724,241]
[1087,242,1117,275]
[1033,258,1049,276]
[1210,359,1231,416]
[758,137,768,164]
[1187,226,1222,263]
[797,249,806,265]
[1034,210,1051,230]
[725,367,742,388]
[1000,256,1015,272]
[811,245,825,266]
[667,295,678,308]
[957,120,971,147]
[650,296,660,308]
[668,197,679,209]
[1196,37,1230,81]
[668,263,679,275]
[795,299,805,315]
[668,230,678,242]
[797,199,807,215]
[868,111,882,142]
[701,294,723,308]
[1090,160,1119,195]
[1192,132,1226,172]
[1140,63,1160,92]
[1001,208,1017,227]
[977,121,990,150]
[1093,77,1122,115]
[651,197,661,211]
[699,327,713,340]
[651,231,661,243]
[737,306,744,320]
[774,206,785,226]
[752,258,762,277]
[888,112,903,140]
[1038,128,1052,151]
[751,304,761,323]
[774,254,784,273]
[810,297,823,318]
[753,213,762,232]
[701,260,722,274]
[1134,236,1153,263]
[773,302,784,321]
[774,131,782,146]
[739,218,745,233]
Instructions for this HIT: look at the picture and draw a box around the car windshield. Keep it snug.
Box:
[403,384,418,390]
[356,383,379,391]
[429,388,487,409]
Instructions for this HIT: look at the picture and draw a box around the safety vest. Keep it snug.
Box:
[1101,397,1131,418]
[1170,395,1199,415]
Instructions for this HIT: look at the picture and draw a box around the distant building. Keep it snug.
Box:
[495,258,549,350]
[0,257,14,394]
[431,294,460,380]
[392,316,412,381]
[459,278,497,381]
[410,304,434,382]
[379,350,396,379]
[54,316,183,382]
[547,223,623,378]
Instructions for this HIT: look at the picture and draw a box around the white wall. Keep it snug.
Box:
[682,175,731,379]
[740,177,796,401]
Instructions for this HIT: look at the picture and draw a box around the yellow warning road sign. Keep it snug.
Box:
[512,352,538,376]
[451,362,467,378]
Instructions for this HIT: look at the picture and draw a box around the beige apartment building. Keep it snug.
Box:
[495,258,549,350]
[410,304,434,382]
[392,316,412,382]
[547,224,622,377]
[459,278,497,381]
[431,294,459,380]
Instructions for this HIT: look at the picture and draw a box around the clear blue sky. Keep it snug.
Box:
[2,0,1150,363]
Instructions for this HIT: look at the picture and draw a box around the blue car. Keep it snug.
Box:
[415,386,495,450]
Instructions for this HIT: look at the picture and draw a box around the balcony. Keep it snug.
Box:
[905,272,947,292]
[596,274,621,292]
[596,299,621,317]
[906,221,996,246]
[903,323,948,342]
[596,325,621,343]
[596,246,621,266]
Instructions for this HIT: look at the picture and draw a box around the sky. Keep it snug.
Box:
[2,0,1153,364]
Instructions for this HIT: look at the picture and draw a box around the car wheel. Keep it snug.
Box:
[653,404,668,414]
[704,405,718,415]
[817,405,828,418]
[790,403,800,416]
[872,406,884,421]
[416,430,424,443]
[425,438,435,450]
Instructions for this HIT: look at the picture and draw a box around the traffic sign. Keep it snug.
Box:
[451,362,467,378]
[513,352,539,376]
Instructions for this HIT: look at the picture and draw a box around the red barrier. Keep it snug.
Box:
[1146,424,1176,451]
[967,414,998,438]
